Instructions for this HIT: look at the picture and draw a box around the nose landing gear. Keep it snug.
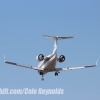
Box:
[40,72,44,81]
[41,75,44,81]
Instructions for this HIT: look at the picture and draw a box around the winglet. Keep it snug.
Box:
[4,55,6,62]
[96,59,98,66]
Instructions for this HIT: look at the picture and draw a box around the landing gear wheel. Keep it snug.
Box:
[57,73,58,76]
[41,78,44,81]
[40,72,43,75]
[55,72,58,76]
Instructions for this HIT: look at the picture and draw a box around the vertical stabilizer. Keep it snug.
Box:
[43,35,73,54]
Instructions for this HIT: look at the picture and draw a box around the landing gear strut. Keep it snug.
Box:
[41,75,44,81]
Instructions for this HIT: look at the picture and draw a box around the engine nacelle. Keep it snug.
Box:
[58,55,65,62]
[36,54,44,62]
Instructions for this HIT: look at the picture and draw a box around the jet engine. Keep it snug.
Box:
[36,54,44,61]
[58,55,65,62]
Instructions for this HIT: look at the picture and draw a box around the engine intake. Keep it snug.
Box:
[36,54,44,61]
[59,55,65,62]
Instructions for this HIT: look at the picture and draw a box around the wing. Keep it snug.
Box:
[55,60,98,72]
[4,56,43,71]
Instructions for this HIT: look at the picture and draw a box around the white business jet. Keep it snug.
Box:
[4,35,98,81]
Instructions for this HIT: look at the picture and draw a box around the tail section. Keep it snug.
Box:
[43,35,73,54]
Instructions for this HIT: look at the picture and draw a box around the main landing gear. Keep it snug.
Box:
[55,72,60,76]
[40,72,44,81]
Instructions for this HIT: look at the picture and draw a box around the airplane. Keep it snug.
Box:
[4,35,98,81]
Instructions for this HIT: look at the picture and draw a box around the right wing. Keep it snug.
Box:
[55,59,98,72]
[4,56,43,71]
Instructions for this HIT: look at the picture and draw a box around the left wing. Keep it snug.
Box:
[4,56,43,71]
[55,60,98,72]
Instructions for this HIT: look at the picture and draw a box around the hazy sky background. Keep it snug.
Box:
[0,0,100,100]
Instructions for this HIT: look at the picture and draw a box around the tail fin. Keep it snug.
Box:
[43,35,73,40]
[43,35,73,54]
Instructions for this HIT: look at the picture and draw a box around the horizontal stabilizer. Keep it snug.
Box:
[43,35,73,40]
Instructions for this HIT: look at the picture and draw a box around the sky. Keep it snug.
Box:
[0,0,100,100]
